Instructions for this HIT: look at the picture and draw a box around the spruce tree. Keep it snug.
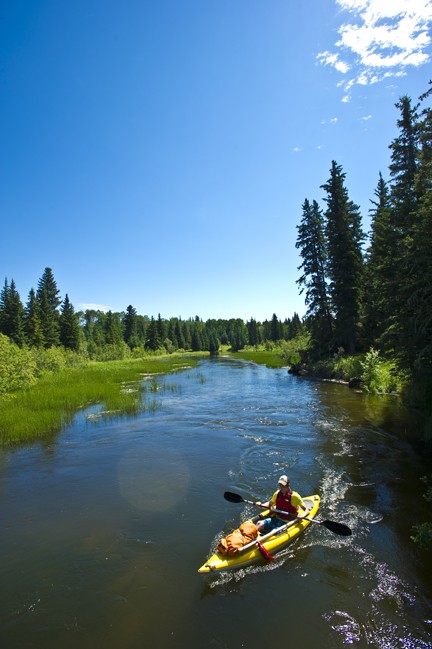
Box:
[208,328,220,354]
[59,294,80,351]
[37,267,61,312]
[384,96,420,360]
[296,198,333,352]
[363,173,394,349]
[123,305,138,348]
[24,288,44,347]
[156,314,166,343]
[408,84,432,369]
[145,316,161,351]
[270,314,282,342]
[0,278,10,337]
[36,268,61,347]
[389,96,419,238]
[104,311,123,345]
[321,161,364,354]
[39,287,60,347]
[191,327,203,351]
[1,279,26,346]
[247,318,260,346]
[175,320,186,350]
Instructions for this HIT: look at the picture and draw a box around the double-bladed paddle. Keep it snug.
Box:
[224,491,352,537]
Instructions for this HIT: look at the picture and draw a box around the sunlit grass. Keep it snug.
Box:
[227,350,286,368]
[0,355,199,446]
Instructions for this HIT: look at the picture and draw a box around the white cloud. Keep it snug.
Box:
[78,303,111,312]
[318,0,432,93]
[360,114,373,119]
[293,146,302,152]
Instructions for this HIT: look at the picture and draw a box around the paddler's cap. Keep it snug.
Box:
[278,475,289,486]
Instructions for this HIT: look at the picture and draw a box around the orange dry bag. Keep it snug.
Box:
[217,521,258,555]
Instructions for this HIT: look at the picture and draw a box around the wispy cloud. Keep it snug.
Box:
[78,303,111,312]
[293,146,302,152]
[318,0,432,100]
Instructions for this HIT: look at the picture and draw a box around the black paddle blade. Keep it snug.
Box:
[224,491,244,503]
[321,520,352,536]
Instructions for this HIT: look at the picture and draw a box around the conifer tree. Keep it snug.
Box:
[38,287,60,348]
[167,319,179,350]
[384,96,420,360]
[104,311,123,345]
[123,305,138,348]
[321,161,364,354]
[363,173,394,348]
[246,318,260,346]
[389,96,419,238]
[296,198,333,352]
[59,294,80,351]
[175,320,186,350]
[24,288,44,347]
[208,328,220,354]
[1,279,26,346]
[156,314,166,343]
[288,313,303,339]
[146,316,161,351]
[191,327,203,351]
[37,267,61,312]
[36,268,61,347]
[270,314,282,342]
[0,278,10,337]
[408,84,432,369]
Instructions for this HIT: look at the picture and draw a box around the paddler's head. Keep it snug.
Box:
[278,475,290,492]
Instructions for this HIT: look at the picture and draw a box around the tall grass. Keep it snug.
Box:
[0,356,199,446]
[227,349,287,368]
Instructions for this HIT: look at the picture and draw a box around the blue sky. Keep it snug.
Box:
[1,0,431,322]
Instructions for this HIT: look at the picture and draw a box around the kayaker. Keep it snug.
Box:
[255,475,306,534]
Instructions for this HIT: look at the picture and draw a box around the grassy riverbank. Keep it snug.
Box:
[0,355,202,446]
[226,349,287,368]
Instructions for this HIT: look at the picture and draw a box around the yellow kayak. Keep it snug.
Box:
[198,494,320,573]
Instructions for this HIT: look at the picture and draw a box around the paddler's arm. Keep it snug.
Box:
[255,492,277,512]
[292,491,307,516]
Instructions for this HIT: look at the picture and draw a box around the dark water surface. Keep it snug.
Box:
[1,357,431,648]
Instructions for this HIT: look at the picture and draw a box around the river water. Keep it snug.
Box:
[0,357,431,648]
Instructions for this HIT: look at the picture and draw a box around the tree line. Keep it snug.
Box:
[296,84,432,398]
[0,268,305,360]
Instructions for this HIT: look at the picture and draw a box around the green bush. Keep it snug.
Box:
[279,331,311,366]
[360,348,404,393]
[0,334,37,396]
[333,354,363,381]
[30,345,87,376]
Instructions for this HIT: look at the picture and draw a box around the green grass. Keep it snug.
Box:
[226,349,287,368]
[0,355,199,446]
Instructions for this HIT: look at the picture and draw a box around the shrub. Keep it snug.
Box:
[360,348,403,393]
[0,334,37,396]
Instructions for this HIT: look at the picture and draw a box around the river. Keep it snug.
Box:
[0,357,431,648]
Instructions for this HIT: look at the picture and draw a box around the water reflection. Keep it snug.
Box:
[0,359,431,649]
